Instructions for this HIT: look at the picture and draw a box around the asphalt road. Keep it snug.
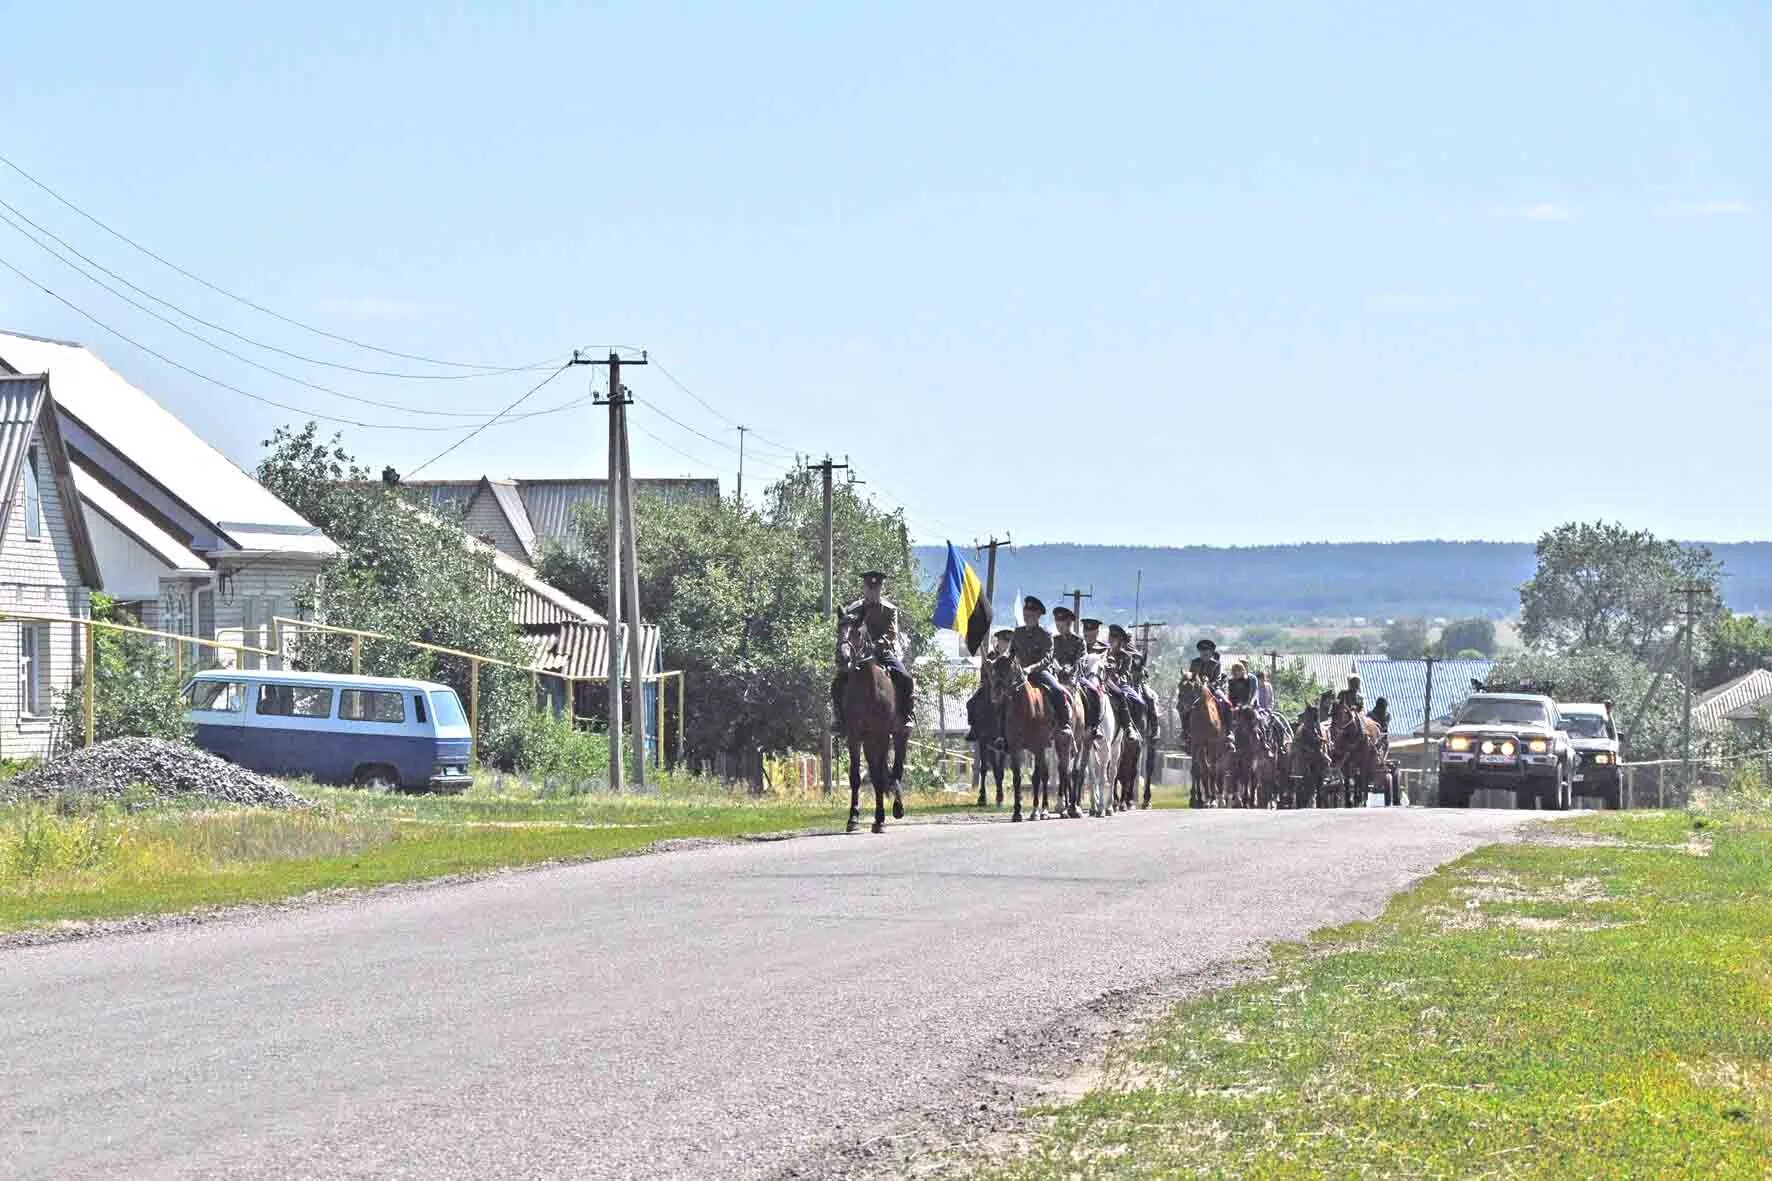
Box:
[2,808,1524,1179]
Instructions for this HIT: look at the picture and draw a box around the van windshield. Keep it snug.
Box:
[429,690,468,728]
[1561,713,1611,739]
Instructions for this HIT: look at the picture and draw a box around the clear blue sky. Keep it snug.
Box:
[2,2,1767,546]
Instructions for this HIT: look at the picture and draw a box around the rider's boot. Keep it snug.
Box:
[1050,687,1074,736]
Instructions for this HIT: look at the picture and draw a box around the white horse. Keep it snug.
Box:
[1077,653,1123,817]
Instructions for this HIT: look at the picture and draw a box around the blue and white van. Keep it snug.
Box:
[183,669,474,791]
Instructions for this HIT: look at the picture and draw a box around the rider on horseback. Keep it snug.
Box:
[1103,625,1143,734]
[831,570,914,735]
[1051,606,1100,739]
[1076,617,1108,738]
[1337,673,1365,715]
[1003,595,1073,738]
[1226,661,1257,710]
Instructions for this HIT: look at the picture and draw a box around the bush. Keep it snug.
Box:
[56,594,189,751]
[499,711,613,787]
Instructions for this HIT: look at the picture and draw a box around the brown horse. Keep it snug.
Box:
[1180,676,1228,807]
[839,631,904,833]
[1330,702,1386,808]
[1291,704,1332,808]
[987,657,1063,821]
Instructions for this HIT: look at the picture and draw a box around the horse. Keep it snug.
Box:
[1111,687,1144,811]
[1290,704,1332,808]
[986,656,1064,822]
[1178,676,1228,808]
[1138,685,1161,808]
[966,686,1006,808]
[1330,701,1387,808]
[1057,680,1089,819]
[1074,654,1121,818]
[838,627,904,833]
[1230,705,1285,809]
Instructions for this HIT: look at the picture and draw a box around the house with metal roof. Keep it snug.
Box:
[1353,657,1495,736]
[0,373,102,757]
[0,332,335,668]
[404,475,720,563]
[1691,669,1772,736]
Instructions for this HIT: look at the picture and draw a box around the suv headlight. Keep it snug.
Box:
[1593,752,1612,765]
[1527,738,1549,754]
[1447,736,1471,752]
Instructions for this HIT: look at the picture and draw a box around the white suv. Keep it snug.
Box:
[1437,692,1576,809]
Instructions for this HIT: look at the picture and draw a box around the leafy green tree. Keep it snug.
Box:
[256,424,532,765]
[537,471,929,765]
[1270,659,1328,719]
[1327,635,1365,655]
[1381,617,1431,659]
[1438,617,1496,658]
[1698,611,1772,690]
[1519,522,1720,659]
[57,593,189,749]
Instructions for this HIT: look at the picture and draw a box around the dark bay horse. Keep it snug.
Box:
[1291,704,1332,808]
[1179,676,1228,807]
[967,686,1005,807]
[987,657,1063,821]
[839,630,904,833]
[1330,702,1386,808]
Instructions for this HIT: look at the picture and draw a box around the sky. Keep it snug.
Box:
[1,2,1767,547]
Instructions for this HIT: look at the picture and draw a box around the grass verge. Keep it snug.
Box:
[987,806,1772,1178]
[0,778,976,934]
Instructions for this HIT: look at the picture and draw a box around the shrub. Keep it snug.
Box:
[56,594,189,751]
[500,711,613,788]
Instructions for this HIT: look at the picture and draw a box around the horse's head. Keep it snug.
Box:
[985,655,1026,703]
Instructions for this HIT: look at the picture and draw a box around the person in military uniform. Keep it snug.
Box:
[1004,595,1072,735]
[832,570,914,733]
[1075,617,1107,737]
[1336,673,1364,716]
[967,628,1017,743]
[1051,606,1100,737]
[1187,638,1224,686]
[1102,624,1141,730]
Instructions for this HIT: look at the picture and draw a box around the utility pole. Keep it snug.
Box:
[1136,621,1170,656]
[974,535,1012,676]
[735,425,747,509]
[617,392,647,790]
[1677,584,1708,795]
[1133,569,1142,628]
[573,348,648,791]
[809,455,848,794]
[1060,586,1093,622]
[1423,651,1437,753]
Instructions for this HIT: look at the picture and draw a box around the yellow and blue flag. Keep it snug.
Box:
[932,542,993,655]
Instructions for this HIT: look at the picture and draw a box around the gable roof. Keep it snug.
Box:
[1692,668,1772,731]
[0,374,103,587]
[0,332,334,560]
[73,462,209,574]
[404,475,720,561]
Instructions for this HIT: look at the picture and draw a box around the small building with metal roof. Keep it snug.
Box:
[404,475,720,563]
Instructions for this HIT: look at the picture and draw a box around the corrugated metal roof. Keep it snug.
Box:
[479,543,604,626]
[0,375,45,546]
[1354,657,1495,735]
[518,478,719,550]
[0,333,335,558]
[522,621,661,678]
[486,480,537,561]
[74,463,209,573]
[1692,668,1772,732]
[408,481,479,516]
[1221,653,1358,690]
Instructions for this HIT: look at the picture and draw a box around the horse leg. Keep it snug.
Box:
[975,742,988,809]
[870,740,889,833]
[890,730,907,791]
[1011,751,1024,822]
[847,736,863,832]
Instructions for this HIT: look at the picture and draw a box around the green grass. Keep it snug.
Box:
[988,806,1772,1178]
[0,775,978,934]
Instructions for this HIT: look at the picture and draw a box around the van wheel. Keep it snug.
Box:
[353,765,400,793]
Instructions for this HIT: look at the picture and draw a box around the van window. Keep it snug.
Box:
[413,693,428,725]
[187,680,245,712]
[428,690,467,728]
[257,684,335,719]
[339,689,406,723]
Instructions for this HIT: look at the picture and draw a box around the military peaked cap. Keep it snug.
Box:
[1022,595,1047,614]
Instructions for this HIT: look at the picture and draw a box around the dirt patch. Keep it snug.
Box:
[768,957,1275,1180]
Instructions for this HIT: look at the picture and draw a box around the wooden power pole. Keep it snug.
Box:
[1677,584,1709,794]
[735,425,747,509]
[809,455,848,794]
[1060,586,1092,622]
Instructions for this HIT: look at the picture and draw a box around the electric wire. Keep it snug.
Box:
[404,364,575,477]
[0,149,547,372]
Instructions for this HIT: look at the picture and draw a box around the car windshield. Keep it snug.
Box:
[1456,698,1549,727]
[1561,712,1611,739]
[428,690,467,728]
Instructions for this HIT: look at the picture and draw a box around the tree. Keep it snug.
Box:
[1381,618,1430,659]
[1519,522,1720,660]
[1438,617,1496,658]
[1271,659,1328,719]
[537,470,930,765]
[57,593,189,749]
[1327,635,1365,655]
[1699,611,1772,690]
[256,424,533,764]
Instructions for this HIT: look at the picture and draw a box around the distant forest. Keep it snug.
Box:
[912,541,1772,625]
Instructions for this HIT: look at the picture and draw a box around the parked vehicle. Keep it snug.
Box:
[1437,691,1575,809]
[1559,701,1623,809]
[183,669,474,792]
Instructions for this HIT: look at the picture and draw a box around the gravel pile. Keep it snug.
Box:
[5,738,312,809]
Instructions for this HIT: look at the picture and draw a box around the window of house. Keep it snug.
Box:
[23,447,42,540]
[18,623,48,715]
[255,683,334,718]
[338,689,405,723]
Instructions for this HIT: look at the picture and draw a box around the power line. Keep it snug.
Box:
[0,149,540,372]
[0,249,586,431]
[404,363,575,476]
[0,213,536,419]
[650,358,799,456]
[0,193,563,382]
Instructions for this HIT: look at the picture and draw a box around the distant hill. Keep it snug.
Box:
[912,541,1772,625]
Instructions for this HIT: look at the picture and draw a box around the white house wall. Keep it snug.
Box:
[85,506,177,601]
